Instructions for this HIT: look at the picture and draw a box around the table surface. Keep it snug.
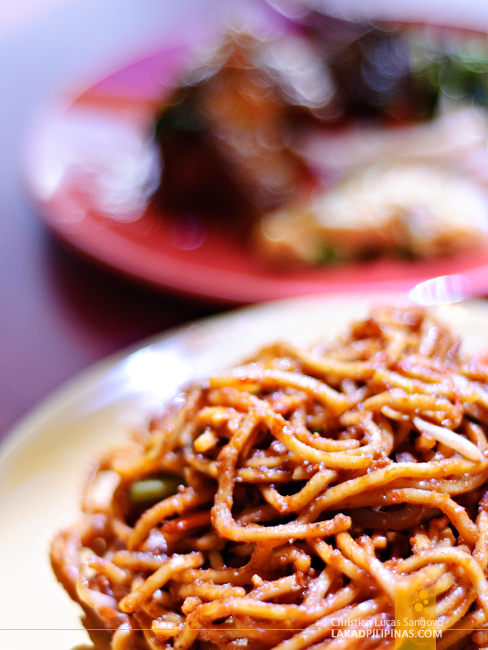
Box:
[2,0,488,443]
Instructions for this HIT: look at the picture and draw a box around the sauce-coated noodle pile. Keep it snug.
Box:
[52,307,488,649]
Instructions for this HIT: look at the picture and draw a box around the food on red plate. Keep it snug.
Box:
[151,12,488,267]
[52,307,488,649]
[256,163,488,264]
[153,30,317,219]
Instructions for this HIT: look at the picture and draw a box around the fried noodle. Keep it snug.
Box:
[51,307,488,649]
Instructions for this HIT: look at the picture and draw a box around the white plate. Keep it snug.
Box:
[1,292,488,649]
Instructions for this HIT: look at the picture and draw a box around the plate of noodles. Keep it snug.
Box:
[4,292,488,649]
[23,2,488,303]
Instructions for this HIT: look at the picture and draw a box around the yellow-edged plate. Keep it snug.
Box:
[1,292,488,649]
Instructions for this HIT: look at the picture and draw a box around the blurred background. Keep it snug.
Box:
[0,0,226,438]
[4,0,488,439]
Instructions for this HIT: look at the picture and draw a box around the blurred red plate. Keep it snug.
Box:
[24,32,488,305]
